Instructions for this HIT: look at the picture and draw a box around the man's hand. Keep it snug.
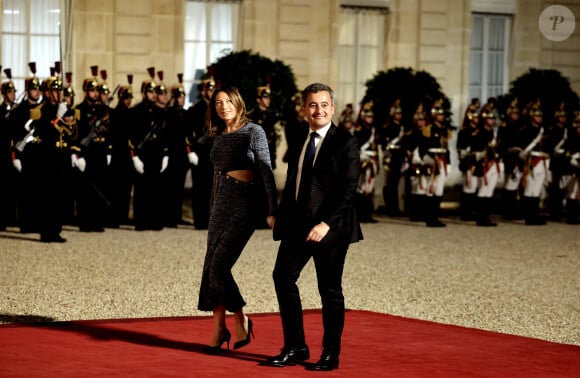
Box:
[306,222,330,243]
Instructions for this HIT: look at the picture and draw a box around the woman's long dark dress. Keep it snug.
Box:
[198,122,277,312]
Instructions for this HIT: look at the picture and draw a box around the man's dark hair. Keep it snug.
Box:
[301,83,334,106]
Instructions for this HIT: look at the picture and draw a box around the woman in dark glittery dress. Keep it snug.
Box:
[198,86,277,353]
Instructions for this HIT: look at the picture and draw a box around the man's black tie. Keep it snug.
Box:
[297,132,318,208]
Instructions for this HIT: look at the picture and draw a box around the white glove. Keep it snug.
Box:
[57,102,68,119]
[132,156,144,174]
[13,159,22,172]
[571,153,580,168]
[71,154,86,172]
[188,151,199,166]
[106,154,112,166]
[518,150,528,160]
[474,151,485,161]
[160,155,169,173]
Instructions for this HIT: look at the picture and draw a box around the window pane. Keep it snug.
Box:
[209,42,232,63]
[30,0,60,34]
[338,46,355,82]
[338,11,356,45]
[2,0,26,33]
[359,12,383,45]
[185,2,206,41]
[488,17,505,50]
[359,46,378,84]
[471,15,483,50]
[210,3,235,41]
[30,36,59,77]
[2,34,26,80]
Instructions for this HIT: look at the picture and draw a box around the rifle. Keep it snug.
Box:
[14,119,35,152]
[3,92,25,119]
[80,119,102,147]
[107,84,120,105]
[137,118,166,151]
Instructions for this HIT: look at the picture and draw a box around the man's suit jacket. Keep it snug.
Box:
[274,122,363,245]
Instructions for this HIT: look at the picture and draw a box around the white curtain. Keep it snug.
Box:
[2,0,61,91]
[337,7,385,117]
[183,0,239,106]
[469,14,508,100]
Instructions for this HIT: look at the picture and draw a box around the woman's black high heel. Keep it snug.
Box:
[233,317,254,350]
[203,329,231,354]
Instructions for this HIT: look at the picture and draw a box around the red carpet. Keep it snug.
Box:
[1,310,578,377]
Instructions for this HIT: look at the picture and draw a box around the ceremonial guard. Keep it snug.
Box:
[378,99,408,216]
[129,67,169,231]
[404,104,429,222]
[108,75,134,227]
[562,110,580,224]
[164,73,191,227]
[282,94,309,162]
[472,99,501,226]
[515,100,549,225]
[456,98,480,221]
[353,100,379,223]
[0,67,18,229]
[10,62,44,233]
[337,103,355,135]
[185,76,214,229]
[497,98,523,220]
[248,83,280,228]
[73,66,112,232]
[249,83,279,170]
[421,98,451,227]
[544,102,570,221]
[61,71,77,225]
[12,64,75,242]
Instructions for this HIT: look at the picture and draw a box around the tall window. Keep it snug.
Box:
[184,0,240,106]
[337,6,386,116]
[469,13,511,100]
[1,0,61,93]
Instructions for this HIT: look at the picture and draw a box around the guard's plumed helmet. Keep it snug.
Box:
[154,70,167,95]
[98,69,110,94]
[506,98,520,115]
[63,72,75,97]
[360,101,374,118]
[141,67,157,94]
[25,62,40,91]
[413,103,426,121]
[431,98,445,116]
[83,65,99,92]
[465,98,480,121]
[389,99,402,116]
[118,74,133,100]
[42,62,63,91]
[525,99,543,117]
[479,97,496,119]
[1,68,16,94]
[171,73,185,98]
[257,84,271,98]
[201,77,215,91]
[554,102,567,117]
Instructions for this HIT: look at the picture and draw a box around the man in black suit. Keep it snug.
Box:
[268,83,363,371]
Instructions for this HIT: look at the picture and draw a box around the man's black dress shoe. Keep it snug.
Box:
[267,346,310,367]
[307,353,339,371]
